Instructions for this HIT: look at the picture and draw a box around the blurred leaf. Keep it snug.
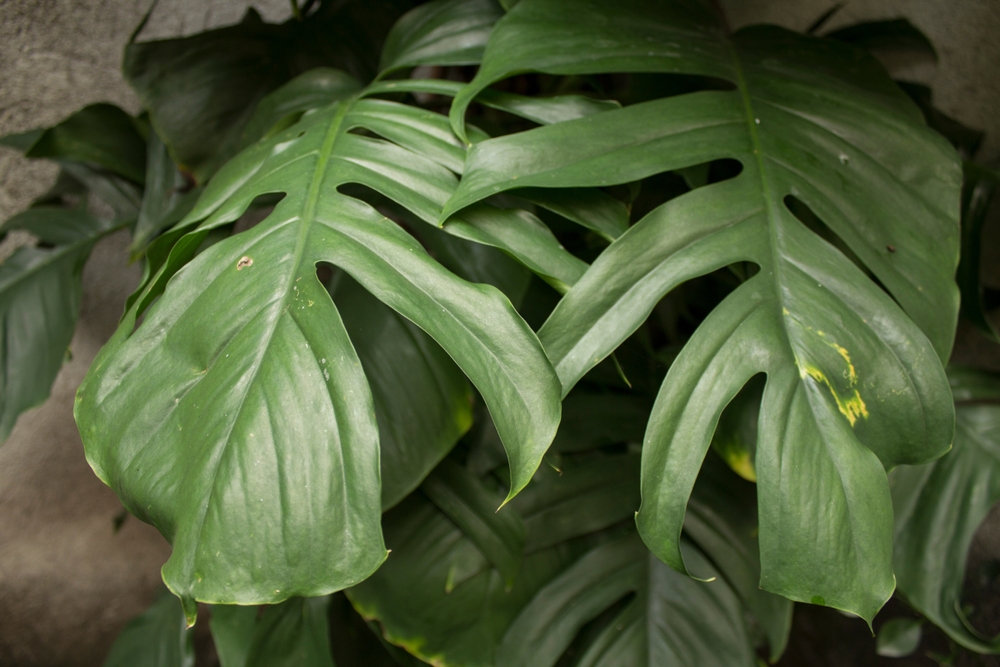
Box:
[348,491,574,667]
[957,163,1000,341]
[825,19,937,61]
[421,459,526,586]
[240,68,361,149]
[246,598,335,667]
[507,452,641,552]
[210,605,258,667]
[379,0,504,74]
[351,449,764,667]
[132,127,201,255]
[124,3,412,182]
[876,617,923,658]
[685,454,793,661]
[495,533,757,667]
[550,391,650,453]
[102,591,193,667]
[2,104,146,184]
[0,202,121,443]
[892,367,1000,653]
[896,82,984,159]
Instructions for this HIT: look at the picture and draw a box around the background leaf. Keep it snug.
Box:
[329,271,473,509]
[379,0,504,75]
[102,591,194,667]
[124,2,413,182]
[892,367,1000,653]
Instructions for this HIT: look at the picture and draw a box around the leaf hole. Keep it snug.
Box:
[613,72,736,106]
[629,159,743,223]
[233,192,286,234]
[648,261,759,352]
[316,261,335,287]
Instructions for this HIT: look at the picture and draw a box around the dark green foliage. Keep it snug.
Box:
[0,0,995,665]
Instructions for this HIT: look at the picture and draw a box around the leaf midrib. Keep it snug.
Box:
[181,98,358,581]
[728,43,789,333]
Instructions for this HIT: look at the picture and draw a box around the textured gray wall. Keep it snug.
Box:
[0,1,997,665]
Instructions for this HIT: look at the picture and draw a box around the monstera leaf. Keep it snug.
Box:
[892,367,1000,653]
[350,445,784,666]
[443,0,961,622]
[74,76,563,622]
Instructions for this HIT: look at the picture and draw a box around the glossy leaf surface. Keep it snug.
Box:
[892,368,1000,652]
[75,88,560,621]
[444,0,961,622]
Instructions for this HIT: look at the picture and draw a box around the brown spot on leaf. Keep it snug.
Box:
[237,256,253,270]
[887,245,896,253]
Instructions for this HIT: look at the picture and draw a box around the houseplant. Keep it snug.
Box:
[2,0,998,664]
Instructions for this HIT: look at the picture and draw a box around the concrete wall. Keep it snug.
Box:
[0,1,997,665]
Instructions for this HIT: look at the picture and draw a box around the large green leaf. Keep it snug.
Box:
[892,367,1000,653]
[443,0,960,622]
[102,591,194,667]
[75,86,561,622]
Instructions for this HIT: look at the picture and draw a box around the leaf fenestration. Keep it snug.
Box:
[443,0,960,622]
